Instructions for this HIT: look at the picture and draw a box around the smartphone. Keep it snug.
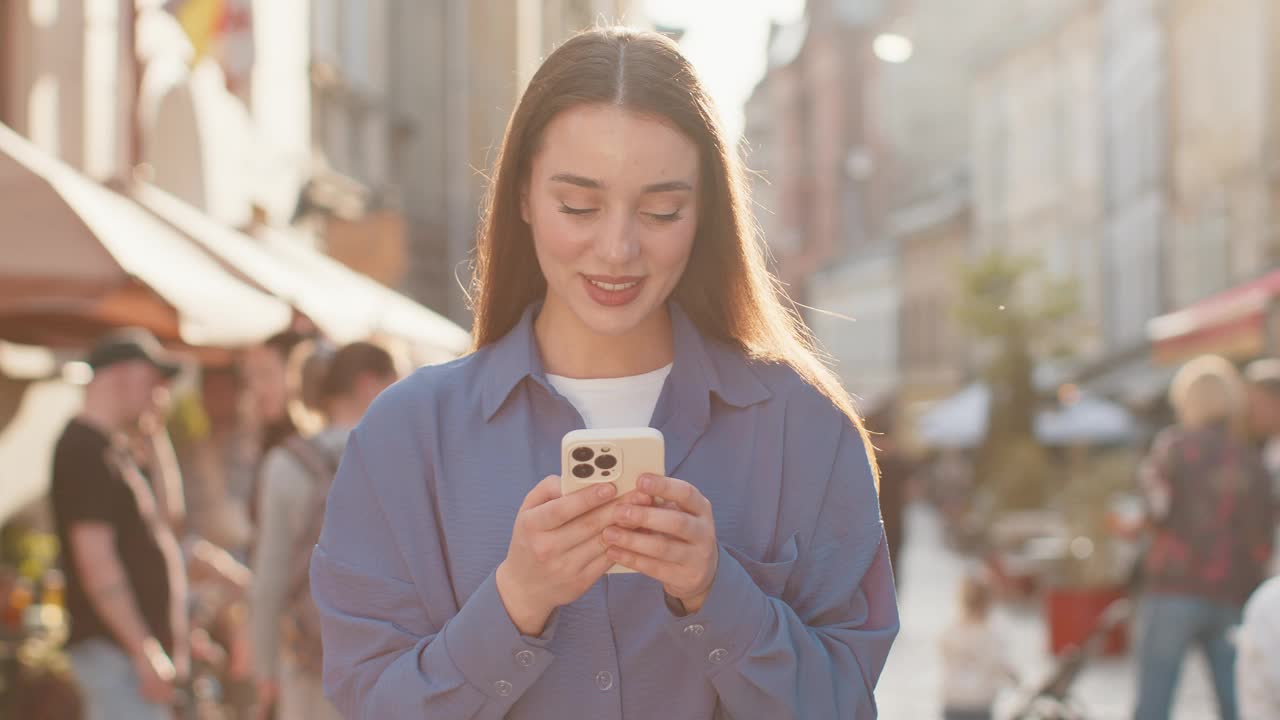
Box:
[561,427,665,574]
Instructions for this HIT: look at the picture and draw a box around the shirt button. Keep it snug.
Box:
[683,623,706,638]
[595,670,614,691]
[515,650,535,667]
[708,648,729,664]
[494,680,513,697]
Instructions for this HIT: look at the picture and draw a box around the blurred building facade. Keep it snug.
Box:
[392,0,639,322]
[746,0,1280,421]
[971,0,1106,361]
[1165,0,1280,307]
[1,0,137,181]
[1100,0,1166,355]
[744,0,897,406]
[1,0,641,326]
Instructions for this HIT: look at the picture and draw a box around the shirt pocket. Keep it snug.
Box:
[722,531,800,598]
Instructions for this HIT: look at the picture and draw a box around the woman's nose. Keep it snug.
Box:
[593,213,640,264]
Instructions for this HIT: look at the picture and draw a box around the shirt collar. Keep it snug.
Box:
[479,301,771,422]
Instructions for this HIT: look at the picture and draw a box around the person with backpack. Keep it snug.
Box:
[249,340,398,720]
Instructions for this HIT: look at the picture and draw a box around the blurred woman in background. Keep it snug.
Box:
[1134,355,1274,720]
[250,340,397,720]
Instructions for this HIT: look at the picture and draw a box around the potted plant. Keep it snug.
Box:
[1040,447,1139,657]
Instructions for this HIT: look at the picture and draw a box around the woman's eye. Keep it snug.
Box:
[559,203,597,216]
[646,210,682,223]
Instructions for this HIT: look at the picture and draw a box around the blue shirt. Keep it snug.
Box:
[310,303,899,719]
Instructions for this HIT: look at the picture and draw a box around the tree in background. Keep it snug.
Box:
[955,250,1078,512]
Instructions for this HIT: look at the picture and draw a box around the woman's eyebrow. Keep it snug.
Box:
[550,172,602,189]
[641,180,693,193]
[549,173,693,194]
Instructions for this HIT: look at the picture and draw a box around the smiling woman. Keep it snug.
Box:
[310,27,898,720]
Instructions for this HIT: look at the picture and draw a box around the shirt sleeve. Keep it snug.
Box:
[660,417,899,719]
[309,433,559,720]
[51,432,120,527]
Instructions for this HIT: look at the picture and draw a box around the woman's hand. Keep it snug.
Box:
[602,474,718,614]
[496,476,647,636]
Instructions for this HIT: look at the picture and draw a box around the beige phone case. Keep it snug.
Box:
[561,427,665,574]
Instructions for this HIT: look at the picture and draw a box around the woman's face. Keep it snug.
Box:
[522,104,700,337]
[242,345,288,426]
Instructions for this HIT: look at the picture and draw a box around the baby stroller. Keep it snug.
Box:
[1005,597,1135,720]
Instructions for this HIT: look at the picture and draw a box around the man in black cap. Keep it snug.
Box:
[49,328,189,719]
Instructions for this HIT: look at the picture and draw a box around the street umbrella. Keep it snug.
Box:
[0,122,291,348]
[917,382,991,448]
[1034,393,1137,446]
[916,383,1138,448]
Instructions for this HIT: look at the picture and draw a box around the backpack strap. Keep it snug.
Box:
[278,434,343,603]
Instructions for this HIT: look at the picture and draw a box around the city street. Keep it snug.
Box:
[877,504,1219,720]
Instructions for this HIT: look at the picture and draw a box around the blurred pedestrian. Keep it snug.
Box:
[1237,575,1280,720]
[243,330,308,472]
[49,328,188,720]
[939,572,1016,720]
[868,400,911,584]
[1133,355,1274,720]
[309,27,898,719]
[250,340,396,720]
[1245,358,1280,572]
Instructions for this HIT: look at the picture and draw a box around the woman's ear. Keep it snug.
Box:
[520,183,531,224]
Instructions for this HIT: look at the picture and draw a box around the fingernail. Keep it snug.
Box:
[624,506,638,521]
[603,528,620,543]
[639,475,654,491]
[597,484,616,499]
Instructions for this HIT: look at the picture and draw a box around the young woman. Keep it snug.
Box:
[311,27,898,719]
[251,340,398,720]
[1133,355,1273,720]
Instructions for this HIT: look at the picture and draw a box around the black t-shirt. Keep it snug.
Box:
[50,419,184,654]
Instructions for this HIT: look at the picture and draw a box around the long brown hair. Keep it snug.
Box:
[469,27,876,479]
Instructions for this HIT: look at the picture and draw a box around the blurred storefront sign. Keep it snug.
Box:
[1147,268,1280,365]
[325,210,407,289]
[0,122,291,349]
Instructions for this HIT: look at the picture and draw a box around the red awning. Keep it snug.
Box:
[1148,269,1280,365]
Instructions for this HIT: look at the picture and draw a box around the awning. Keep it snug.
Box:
[1148,269,1280,365]
[133,183,470,363]
[0,122,292,348]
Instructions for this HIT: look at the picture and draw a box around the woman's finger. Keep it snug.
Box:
[526,481,617,531]
[611,504,700,542]
[602,526,691,563]
[636,474,711,515]
[605,547,686,586]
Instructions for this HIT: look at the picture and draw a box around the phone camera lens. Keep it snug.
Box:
[572,463,594,479]
[572,447,594,462]
[595,454,617,470]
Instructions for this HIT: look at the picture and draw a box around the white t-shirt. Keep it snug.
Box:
[546,364,673,429]
[939,619,1014,710]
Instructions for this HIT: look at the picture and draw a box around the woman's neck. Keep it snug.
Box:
[534,298,675,379]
